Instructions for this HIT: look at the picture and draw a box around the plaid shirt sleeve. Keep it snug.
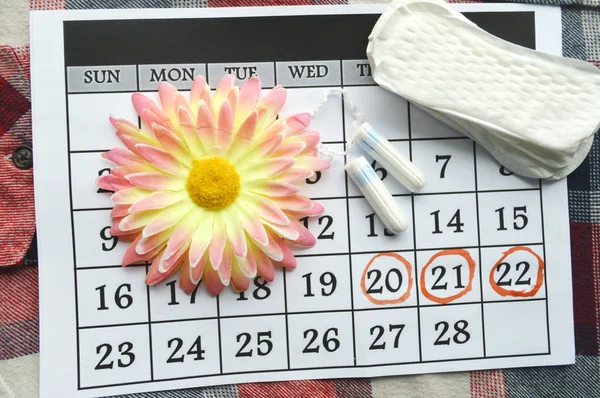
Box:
[0,45,36,268]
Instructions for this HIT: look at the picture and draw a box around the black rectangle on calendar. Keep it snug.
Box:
[63,12,535,66]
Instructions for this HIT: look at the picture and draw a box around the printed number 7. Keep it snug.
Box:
[436,155,451,178]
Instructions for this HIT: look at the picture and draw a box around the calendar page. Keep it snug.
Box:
[31,4,574,397]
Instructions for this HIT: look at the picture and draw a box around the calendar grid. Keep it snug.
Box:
[539,180,551,354]
[339,59,358,367]
[407,100,424,363]
[74,296,551,329]
[65,57,554,389]
[473,143,487,358]
[63,50,83,392]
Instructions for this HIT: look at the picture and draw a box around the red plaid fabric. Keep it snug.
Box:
[2,1,600,398]
[0,46,35,268]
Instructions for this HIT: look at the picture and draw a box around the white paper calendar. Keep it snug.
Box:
[31,4,575,397]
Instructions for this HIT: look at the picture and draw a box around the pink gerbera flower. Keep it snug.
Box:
[97,75,329,295]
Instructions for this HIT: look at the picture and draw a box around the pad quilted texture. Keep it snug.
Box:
[1,1,600,398]
[368,0,600,179]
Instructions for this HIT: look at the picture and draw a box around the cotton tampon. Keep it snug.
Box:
[354,122,425,192]
[346,156,408,233]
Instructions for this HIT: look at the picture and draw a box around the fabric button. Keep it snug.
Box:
[12,146,33,169]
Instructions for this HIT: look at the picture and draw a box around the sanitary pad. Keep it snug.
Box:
[367,0,600,179]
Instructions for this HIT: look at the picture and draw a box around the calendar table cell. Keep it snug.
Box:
[77,267,148,327]
[351,252,417,310]
[292,198,349,256]
[208,62,274,87]
[68,92,137,151]
[341,59,374,86]
[420,304,484,361]
[411,139,476,194]
[285,255,352,313]
[413,193,479,250]
[475,144,539,191]
[295,146,347,199]
[220,315,288,373]
[279,87,344,143]
[409,104,464,140]
[348,196,414,253]
[481,245,546,301]
[139,63,206,91]
[70,152,114,210]
[73,209,129,268]
[79,324,151,388]
[151,320,221,381]
[478,190,543,246]
[149,276,218,322]
[416,248,481,306]
[483,300,549,357]
[219,274,285,317]
[287,312,354,369]
[354,308,420,366]
[346,141,412,197]
[342,86,409,141]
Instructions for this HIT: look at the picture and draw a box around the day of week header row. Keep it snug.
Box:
[66,61,375,93]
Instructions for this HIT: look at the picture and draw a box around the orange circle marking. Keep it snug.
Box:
[489,246,545,297]
[420,249,476,304]
[360,253,413,305]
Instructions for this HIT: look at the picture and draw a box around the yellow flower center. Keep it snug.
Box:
[186,156,241,210]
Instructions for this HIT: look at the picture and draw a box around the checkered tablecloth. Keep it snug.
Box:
[1,0,599,397]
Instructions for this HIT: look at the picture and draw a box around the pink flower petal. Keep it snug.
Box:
[240,157,296,180]
[245,180,299,197]
[190,75,210,118]
[135,144,188,177]
[279,168,314,183]
[243,192,290,226]
[111,187,151,205]
[285,201,325,217]
[217,247,232,285]
[152,124,193,167]
[291,219,317,247]
[179,255,196,294]
[142,202,194,238]
[223,209,247,258]
[102,147,142,166]
[119,209,162,231]
[129,190,188,213]
[164,210,200,259]
[296,156,330,172]
[213,75,235,112]
[234,204,269,246]
[98,174,133,191]
[189,211,214,269]
[209,214,226,269]
[274,141,306,158]
[217,99,234,151]
[251,244,275,282]
[236,249,257,278]
[238,77,261,121]
[132,92,169,127]
[273,195,313,212]
[110,204,130,218]
[191,252,208,284]
[136,227,173,255]
[272,236,297,269]
[178,106,204,156]
[203,263,224,295]
[263,221,300,241]
[255,233,284,262]
[231,260,250,292]
[126,172,185,191]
